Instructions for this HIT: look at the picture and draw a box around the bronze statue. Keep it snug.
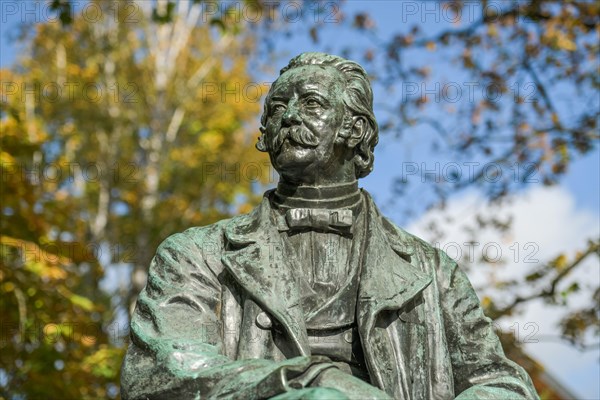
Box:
[121,52,539,400]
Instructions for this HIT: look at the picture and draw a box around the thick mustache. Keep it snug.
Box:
[269,125,319,151]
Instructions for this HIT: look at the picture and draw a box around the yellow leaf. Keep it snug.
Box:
[0,151,16,164]
[238,203,253,214]
[199,131,225,151]
[556,32,577,51]
[554,254,568,270]
[482,296,492,308]
[69,293,95,311]
[2,282,15,292]
[57,286,95,311]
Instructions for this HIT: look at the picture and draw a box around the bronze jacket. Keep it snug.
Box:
[121,190,539,400]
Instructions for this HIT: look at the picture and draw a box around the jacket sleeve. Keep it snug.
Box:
[436,250,540,400]
[120,228,338,400]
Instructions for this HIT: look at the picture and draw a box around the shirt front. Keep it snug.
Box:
[270,185,370,380]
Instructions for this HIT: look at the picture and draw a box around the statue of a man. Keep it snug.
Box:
[121,52,538,400]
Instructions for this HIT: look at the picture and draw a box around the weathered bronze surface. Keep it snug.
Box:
[121,52,539,399]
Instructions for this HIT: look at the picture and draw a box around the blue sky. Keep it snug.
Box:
[2,1,598,398]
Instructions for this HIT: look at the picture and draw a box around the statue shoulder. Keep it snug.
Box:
[362,190,441,261]
[144,218,237,286]
[380,216,439,256]
[375,214,457,280]
[154,218,232,262]
[156,196,268,259]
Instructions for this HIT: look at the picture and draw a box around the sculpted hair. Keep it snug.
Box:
[259,52,379,178]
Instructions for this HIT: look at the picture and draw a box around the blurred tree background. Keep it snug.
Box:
[1,1,598,399]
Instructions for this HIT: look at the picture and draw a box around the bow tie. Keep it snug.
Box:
[283,208,354,236]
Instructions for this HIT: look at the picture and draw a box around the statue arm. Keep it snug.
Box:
[120,230,342,400]
[436,250,540,400]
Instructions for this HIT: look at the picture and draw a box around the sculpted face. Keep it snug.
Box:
[264,65,354,185]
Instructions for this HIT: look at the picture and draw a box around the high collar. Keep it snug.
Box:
[272,180,361,210]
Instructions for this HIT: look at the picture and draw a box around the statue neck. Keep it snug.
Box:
[272,179,361,210]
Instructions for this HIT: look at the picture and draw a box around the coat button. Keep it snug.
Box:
[256,312,272,329]
[343,331,353,343]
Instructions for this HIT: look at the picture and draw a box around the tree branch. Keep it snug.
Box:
[492,241,600,319]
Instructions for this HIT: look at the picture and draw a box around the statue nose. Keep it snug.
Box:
[282,104,301,126]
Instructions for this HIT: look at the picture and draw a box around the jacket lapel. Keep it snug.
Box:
[357,191,432,332]
[221,192,310,356]
[357,191,432,393]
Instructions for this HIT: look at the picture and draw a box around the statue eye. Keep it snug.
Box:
[271,104,286,114]
[305,98,320,108]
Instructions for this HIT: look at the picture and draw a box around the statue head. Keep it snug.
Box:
[257,52,379,185]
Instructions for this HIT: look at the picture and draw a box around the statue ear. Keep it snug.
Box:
[256,126,268,152]
[346,116,367,148]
